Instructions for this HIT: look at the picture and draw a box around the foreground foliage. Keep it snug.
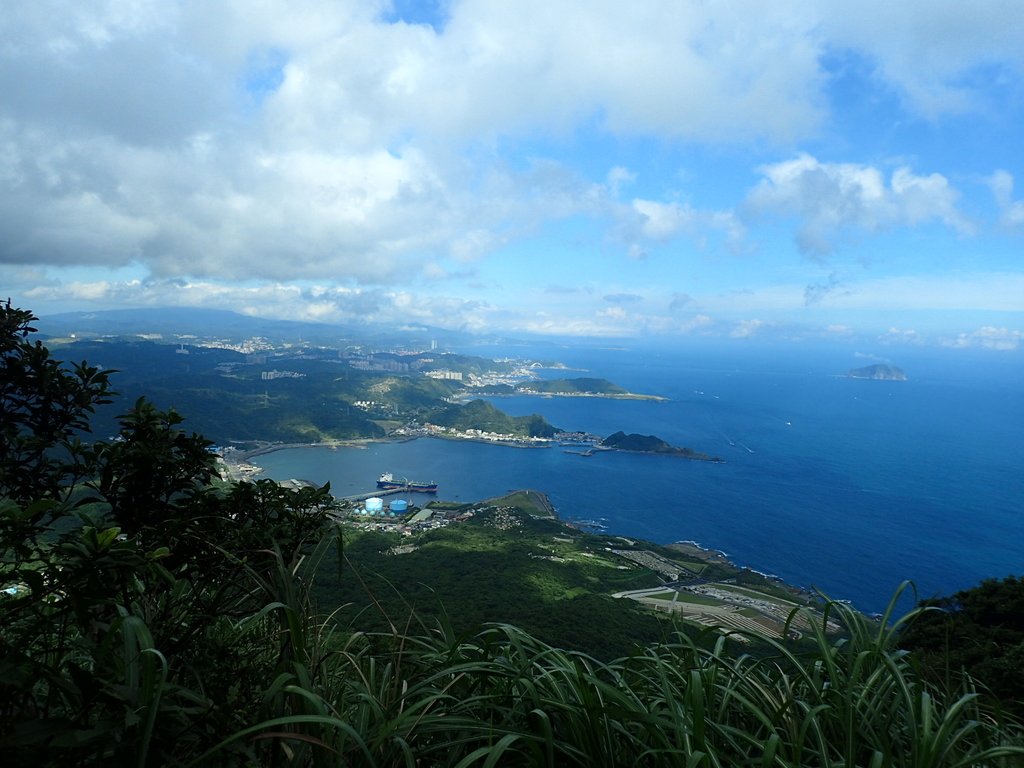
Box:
[3,303,1023,766]
[1,304,334,764]
[901,575,1024,720]
[210,597,1024,767]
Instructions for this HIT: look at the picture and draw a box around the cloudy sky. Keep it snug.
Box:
[2,0,1023,348]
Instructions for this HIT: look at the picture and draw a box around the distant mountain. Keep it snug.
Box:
[846,364,907,381]
[35,307,468,348]
[36,307,330,340]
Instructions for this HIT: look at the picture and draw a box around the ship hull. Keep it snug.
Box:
[376,480,438,492]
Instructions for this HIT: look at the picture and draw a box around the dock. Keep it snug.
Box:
[342,486,427,502]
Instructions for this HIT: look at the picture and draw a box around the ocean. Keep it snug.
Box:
[257,341,1024,614]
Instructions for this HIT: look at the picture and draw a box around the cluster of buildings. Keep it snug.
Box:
[352,497,408,517]
[391,422,554,446]
[424,369,463,380]
[348,356,412,372]
[610,549,691,580]
[260,369,305,380]
[344,498,476,535]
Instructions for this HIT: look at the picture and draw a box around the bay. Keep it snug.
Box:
[258,342,1024,614]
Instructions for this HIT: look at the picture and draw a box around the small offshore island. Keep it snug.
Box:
[599,431,724,462]
[846,363,907,381]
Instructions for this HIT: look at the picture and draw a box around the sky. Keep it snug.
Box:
[1,0,1023,350]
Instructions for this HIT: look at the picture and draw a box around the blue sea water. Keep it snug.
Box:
[257,341,1024,614]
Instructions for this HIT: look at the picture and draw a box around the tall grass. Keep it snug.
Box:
[197,574,1024,767]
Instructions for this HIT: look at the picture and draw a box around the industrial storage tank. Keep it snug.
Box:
[390,499,408,515]
[365,497,384,514]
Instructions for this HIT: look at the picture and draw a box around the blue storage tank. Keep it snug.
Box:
[390,499,409,514]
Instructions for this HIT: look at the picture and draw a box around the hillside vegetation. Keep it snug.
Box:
[521,377,628,394]
[427,398,561,437]
[3,304,1022,766]
[601,431,723,462]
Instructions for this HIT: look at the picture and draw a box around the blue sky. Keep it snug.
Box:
[1,0,1022,350]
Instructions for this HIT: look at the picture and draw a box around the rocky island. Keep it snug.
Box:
[846,364,907,381]
[600,431,723,462]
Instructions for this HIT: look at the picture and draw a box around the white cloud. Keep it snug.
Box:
[626,244,647,261]
[941,326,1023,351]
[746,154,972,255]
[730,318,767,338]
[398,0,825,144]
[0,1,823,285]
[880,327,923,345]
[597,306,628,320]
[990,170,1024,229]
[605,166,636,196]
[615,198,745,260]
[1,0,1022,343]
[518,314,632,338]
[631,199,743,245]
[19,275,501,330]
[818,0,1024,117]
[668,293,695,311]
[680,314,714,333]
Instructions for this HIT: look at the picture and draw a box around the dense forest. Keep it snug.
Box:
[520,377,628,394]
[600,431,722,461]
[3,303,1023,766]
[427,398,561,437]
[40,336,562,445]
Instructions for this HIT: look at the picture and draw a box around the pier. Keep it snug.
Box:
[342,486,427,502]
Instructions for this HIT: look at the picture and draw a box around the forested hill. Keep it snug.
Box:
[600,431,723,462]
[427,398,561,437]
[521,377,628,394]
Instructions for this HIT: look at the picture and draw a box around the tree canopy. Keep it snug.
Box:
[900,575,1024,719]
[1,303,334,764]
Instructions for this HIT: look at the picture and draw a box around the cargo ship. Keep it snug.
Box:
[377,472,438,492]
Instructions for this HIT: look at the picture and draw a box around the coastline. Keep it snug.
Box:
[220,433,553,480]
[227,442,819,607]
[668,540,819,603]
[227,437,387,462]
[597,446,725,463]
[465,391,668,402]
[220,438,388,480]
[221,427,723,483]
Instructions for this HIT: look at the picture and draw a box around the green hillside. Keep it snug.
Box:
[427,398,561,437]
[522,377,629,394]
